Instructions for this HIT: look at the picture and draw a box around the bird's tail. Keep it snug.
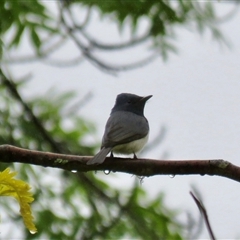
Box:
[87,147,112,165]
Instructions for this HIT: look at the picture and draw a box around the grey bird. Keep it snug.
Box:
[87,93,152,165]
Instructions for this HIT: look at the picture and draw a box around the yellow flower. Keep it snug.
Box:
[0,168,37,233]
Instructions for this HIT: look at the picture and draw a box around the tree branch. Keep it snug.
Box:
[1,145,240,183]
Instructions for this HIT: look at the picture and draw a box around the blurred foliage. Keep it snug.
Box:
[79,0,219,35]
[0,0,57,51]
[0,0,227,61]
[0,77,184,239]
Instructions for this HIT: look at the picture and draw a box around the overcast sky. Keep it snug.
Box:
[6,2,240,239]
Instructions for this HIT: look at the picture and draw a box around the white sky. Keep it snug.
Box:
[4,2,240,239]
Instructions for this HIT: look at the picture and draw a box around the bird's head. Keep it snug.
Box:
[111,93,152,116]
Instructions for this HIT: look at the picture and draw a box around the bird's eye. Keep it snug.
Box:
[127,100,132,104]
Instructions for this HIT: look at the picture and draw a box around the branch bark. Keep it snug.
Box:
[1,145,240,183]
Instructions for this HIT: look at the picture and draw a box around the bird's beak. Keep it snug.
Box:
[141,95,153,102]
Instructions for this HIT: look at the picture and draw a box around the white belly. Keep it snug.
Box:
[112,134,149,155]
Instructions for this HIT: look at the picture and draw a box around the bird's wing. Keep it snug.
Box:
[102,111,149,148]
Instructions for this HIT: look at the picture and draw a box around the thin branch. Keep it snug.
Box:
[60,8,116,74]
[80,30,150,51]
[59,0,91,31]
[66,28,158,74]
[71,32,157,73]
[187,186,204,239]
[60,8,158,75]
[1,145,240,183]
[2,36,68,64]
[190,191,216,240]
[63,1,150,52]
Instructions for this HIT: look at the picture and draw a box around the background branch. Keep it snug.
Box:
[1,145,240,183]
[190,191,216,240]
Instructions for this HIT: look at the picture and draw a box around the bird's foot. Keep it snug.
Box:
[133,153,138,159]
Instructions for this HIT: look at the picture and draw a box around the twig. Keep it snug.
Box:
[190,191,216,240]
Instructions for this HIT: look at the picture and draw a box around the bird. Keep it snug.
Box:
[87,93,152,165]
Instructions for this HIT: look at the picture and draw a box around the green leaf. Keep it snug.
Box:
[9,24,25,48]
[30,27,41,50]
